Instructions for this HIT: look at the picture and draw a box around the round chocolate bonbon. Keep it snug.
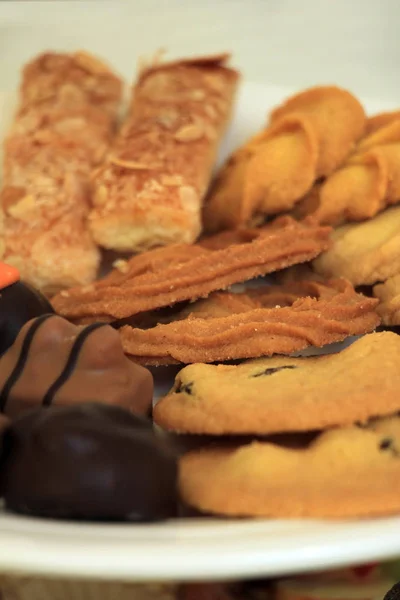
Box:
[0,403,178,521]
[0,413,10,461]
[0,261,54,356]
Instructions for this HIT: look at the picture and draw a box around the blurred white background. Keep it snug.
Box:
[0,0,399,101]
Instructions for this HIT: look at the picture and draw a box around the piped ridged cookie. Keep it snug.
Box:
[121,280,378,365]
[52,216,331,322]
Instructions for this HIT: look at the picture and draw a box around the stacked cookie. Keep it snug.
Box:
[50,84,400,520]
[203,89,400,328]
[154,333,400,518]
[52,219,379,364]
[152,90,400,519]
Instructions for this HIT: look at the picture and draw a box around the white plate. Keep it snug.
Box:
[1,63,400,582]
[2,511,400,582]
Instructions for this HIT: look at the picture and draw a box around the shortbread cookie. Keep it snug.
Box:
[313,205,400,286]
[121,281,379,365]
[154,333,399,434]
[179,415,400,517]
[52,217,331,322]
[374,274,400,325]
[203,86,365,232]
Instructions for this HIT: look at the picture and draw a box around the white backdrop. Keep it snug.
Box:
[0,0,399,102]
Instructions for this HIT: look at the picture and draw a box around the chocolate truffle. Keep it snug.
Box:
[0,315,153,417]
[0,261,54,356]
[0,413,10,457]
[0,403,178,521]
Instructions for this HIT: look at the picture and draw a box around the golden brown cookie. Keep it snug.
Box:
[166,279,348,321]
[154,333,400,434]
[293,118,400,226]
[203,86,365,232]
[52,216,331,323]
[121,280,379,365]
[313,205,400,286]
[374,274,400,325]
[366,110,400,135]
[179,415,400,518]
[269,86,366,177]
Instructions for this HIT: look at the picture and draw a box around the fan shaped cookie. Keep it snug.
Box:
[120,280,379,365]
[52,217,331,323]
[179,415,400,518]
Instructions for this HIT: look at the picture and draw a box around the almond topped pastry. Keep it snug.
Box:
[88,53,239,251]
[0,51,123,295]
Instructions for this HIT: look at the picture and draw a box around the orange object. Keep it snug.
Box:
[0,262,20,290]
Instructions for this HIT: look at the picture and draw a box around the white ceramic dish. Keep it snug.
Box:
[1,62,400,582]
[2,510,400,582]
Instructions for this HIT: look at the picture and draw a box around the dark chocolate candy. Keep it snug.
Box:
[0,403,178,521]
[0,413,10,459]
[383,582,400,600]
[0,315,153,418]
[0,280,54,356]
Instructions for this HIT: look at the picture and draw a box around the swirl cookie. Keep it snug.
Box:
[203,86,365,232]
[293,115,400,226]
[179,415,400,518]
[154,332,400,434]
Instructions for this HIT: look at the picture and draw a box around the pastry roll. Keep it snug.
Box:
[89,54,239,252]
[1,52,123,295]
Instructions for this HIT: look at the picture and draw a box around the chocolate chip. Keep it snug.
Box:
[251,365,297,378]
[380,438,393,450]
[379,437,400,457]
[176,381,194,395]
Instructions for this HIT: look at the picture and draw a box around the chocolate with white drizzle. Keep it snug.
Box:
[0,315,153,418]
